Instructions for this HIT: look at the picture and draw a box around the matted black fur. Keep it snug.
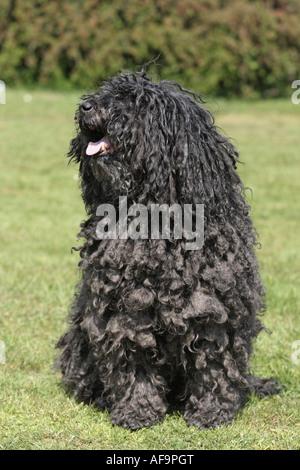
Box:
[56,71,281,429]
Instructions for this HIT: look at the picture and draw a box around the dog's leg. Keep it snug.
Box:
[100,352,168,430]
[182,352,247,429]
[56,324,104,404]
[110,375,168,430]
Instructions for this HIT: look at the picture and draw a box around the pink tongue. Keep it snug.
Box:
[86,136,112,156]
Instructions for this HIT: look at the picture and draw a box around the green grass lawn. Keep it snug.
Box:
[0,89,299,450]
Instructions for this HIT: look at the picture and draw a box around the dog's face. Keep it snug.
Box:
[70,73,183,206]
[76,89,135,199]
[69,72,239,210]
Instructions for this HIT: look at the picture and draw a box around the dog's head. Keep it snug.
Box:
[69,72,240,212]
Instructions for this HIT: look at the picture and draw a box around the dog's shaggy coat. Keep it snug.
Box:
[56,71,280,429]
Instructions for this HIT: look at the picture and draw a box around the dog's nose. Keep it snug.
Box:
[80,101,93,113]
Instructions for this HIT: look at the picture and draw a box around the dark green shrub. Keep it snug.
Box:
[0,0,299,97]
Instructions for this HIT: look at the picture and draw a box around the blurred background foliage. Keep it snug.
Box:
[0,0,299,97]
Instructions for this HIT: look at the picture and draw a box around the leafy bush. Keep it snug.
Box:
[1,0,299,96]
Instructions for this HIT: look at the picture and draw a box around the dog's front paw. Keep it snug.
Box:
[183,407,236,430]
[110,404,164,430]
[183,393,240,430]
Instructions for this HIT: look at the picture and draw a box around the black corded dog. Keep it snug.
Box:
[56,71,281,429]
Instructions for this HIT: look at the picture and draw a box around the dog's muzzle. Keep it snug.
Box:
[79,102,115,157]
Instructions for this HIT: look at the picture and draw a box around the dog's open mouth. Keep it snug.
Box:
[86,136,115,157]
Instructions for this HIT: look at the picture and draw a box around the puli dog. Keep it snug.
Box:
[56,71,280,430]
